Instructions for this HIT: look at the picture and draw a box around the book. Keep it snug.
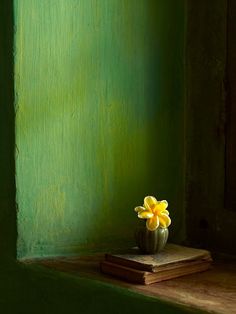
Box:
[105,244,212,272]
[100,259,212,285]
[101,244,212,284]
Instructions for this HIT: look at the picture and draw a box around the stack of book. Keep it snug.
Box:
[100,244,212,285]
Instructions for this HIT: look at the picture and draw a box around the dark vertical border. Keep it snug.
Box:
[185,0,236,254]
[225,0,236,211]
[0,0,16,263]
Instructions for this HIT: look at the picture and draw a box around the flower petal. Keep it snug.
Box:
[146,215,159,231]
[138,210,154,219]
[162,209,169,215]
[134,206,146,213]
[159,213,171,228]
[159,200,168,210]
[144,196,158,211]
[153,200,168,215]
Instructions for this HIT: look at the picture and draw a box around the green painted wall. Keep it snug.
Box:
[0,3,191,313]
[15,0,185,258]
[0,1,227,313]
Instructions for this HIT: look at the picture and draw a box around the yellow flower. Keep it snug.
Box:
[134,196,171,231]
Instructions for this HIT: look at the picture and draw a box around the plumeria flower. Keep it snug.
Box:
[135,196,171,231]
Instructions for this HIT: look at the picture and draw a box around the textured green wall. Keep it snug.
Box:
[15,0,185,258]
[0,3,192,313]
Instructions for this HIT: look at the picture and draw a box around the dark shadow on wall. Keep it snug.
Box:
[186,0,236,255]
[0,0,16,264]
[90,0,186,251]
[146,0,186,244]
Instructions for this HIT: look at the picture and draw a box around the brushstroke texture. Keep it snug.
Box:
[15,0,185,258]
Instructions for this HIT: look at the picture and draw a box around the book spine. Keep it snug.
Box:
[100,261,147,284]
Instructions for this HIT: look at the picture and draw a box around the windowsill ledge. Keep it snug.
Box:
[22,253,236,314]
